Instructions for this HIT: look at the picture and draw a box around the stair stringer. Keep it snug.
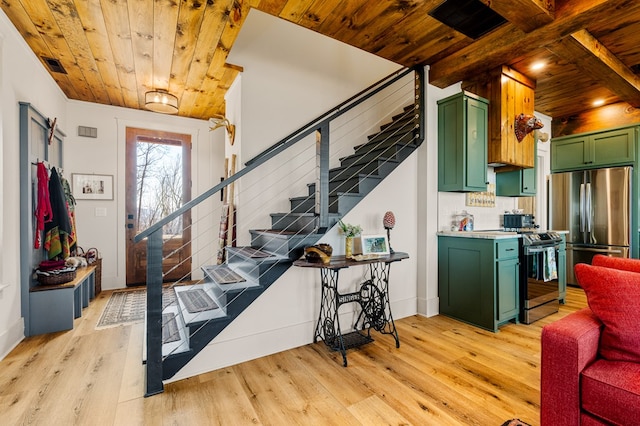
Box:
[164,147,422,383]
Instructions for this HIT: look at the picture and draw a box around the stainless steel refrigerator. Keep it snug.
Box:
[549,166,632,286]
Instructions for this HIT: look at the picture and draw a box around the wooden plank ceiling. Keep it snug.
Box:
[2,0,640,122]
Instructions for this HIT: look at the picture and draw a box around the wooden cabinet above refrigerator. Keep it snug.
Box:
[464,65,536,170]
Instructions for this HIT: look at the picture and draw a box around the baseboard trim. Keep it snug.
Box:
[0,317,25,361]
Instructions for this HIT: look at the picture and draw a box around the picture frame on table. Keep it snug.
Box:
[360,234,390,256]
[72,173,113,200]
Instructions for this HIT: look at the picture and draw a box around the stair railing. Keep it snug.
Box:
[135,66,425,396]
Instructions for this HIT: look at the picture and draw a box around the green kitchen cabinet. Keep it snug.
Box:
[438,91,489,192]
[438,235,519,332]
[495,153,537,196]
[551,126,636,172]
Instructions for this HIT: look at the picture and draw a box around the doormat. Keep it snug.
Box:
[96,287,177,329]
[205,265,246,284]
[233,247,272,258]
[162,313,180,344]
[178,288,219,313]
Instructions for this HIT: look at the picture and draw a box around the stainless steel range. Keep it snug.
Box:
[519,231,563,324]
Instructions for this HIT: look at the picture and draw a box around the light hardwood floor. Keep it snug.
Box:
[0,287,587,425]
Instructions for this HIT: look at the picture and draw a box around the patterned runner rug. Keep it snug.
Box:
[96,287,177,329]
[178,288,219,313]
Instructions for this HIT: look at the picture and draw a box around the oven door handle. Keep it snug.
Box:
[525,246,559,254]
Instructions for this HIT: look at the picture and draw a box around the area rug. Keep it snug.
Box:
[96,288,177,329]
[501,419,532,426]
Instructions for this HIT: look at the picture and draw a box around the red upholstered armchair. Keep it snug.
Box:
[540,255,640,426]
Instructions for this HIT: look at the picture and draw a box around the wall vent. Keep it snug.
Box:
[428,0,507,40]
[78,126,98,138]
[41,56,67,74]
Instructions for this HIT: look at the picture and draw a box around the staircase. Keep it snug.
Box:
[138,67,425,395]
[157,104,420,379]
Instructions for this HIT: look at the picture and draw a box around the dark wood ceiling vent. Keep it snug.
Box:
[41,56,67,74]
[428,0,507,39]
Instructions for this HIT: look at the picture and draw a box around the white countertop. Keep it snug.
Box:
[437,229,569,239]
[437,230,520,239]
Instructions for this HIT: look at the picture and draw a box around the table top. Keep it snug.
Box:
[293,252,409,269]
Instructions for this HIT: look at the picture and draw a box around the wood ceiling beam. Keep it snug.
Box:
[480,0,554,33]
[546,30,640,107]
[429,0,639,89]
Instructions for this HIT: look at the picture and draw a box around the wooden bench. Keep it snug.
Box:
[29,266,96,335]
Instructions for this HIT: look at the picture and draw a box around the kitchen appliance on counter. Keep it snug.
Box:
[503,213,537,231]
[549,166,631,286]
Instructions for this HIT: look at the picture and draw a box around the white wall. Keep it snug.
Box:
[0,9,68,358]
[65,101,223,290]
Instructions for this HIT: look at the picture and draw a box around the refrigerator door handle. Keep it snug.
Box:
[579,183,586,233]
[586,182,593,233]
[570,246,624,254]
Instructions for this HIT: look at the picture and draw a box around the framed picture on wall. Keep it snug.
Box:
[72,173,113,200]
[360,234,390,256]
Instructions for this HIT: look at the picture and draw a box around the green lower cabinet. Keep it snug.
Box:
[438,236,519,332]
[497,257,520,321]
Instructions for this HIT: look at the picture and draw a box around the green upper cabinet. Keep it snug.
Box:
[438,91,489,192]
[551,126,637,172]
[496,141,537,196]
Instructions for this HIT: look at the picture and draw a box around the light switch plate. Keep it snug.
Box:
[95,207,107,217]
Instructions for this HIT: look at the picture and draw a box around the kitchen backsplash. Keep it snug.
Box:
[438,168,519,231]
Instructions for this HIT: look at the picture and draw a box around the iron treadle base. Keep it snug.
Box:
[329,331,374,352]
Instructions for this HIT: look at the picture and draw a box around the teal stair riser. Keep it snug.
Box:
[290,192,362,214]
[307,175,381,196]
[249,231,321,259]
[365,128,416,147]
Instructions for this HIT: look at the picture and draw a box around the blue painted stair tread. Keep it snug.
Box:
[162,313,181,344]
[235,247,273,258]
[207,265,246,284]
[178,288,219,313]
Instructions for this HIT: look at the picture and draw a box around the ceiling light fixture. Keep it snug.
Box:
[209,115,236,145]
[145,89,179,114]
[531,61,546,71]
[593,99,605,107]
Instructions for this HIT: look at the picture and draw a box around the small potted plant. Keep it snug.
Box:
[338,220,362,258]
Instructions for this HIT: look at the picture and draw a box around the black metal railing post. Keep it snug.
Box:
[415,66,426,142]
[144,230,164,397]
[315,124,330,231]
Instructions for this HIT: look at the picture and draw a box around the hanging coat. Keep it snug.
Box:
[44,167,72,259]
[34,162,52,248]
